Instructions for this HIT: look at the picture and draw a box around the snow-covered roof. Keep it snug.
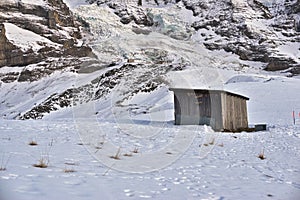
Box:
[169,88,250,100]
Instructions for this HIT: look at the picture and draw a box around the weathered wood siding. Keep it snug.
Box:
[209,92,222,131]
[221,93,248,131]
[241,99,248,128]
[173,90,223,129]
[172,88,248,131]
[174,90,201,125]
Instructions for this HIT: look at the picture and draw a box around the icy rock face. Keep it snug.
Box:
[1,0,300,120]
[87,0,154,25]
[108,3,154,26]
[181,0,300,73]
[0,0,93,68]
[89,0,299,74]
[0,23,41,67]
[19,51,189,119]
[1,2,192,119]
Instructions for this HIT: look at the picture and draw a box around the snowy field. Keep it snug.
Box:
[0,120,299,200]
[1,0,300,199]
[1,75,300,200]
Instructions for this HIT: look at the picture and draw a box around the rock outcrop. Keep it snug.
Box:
[0,23,40,67]
[87,0,299,75]
[183,0,300,74]
[1,0,299,120]
[0,0,93,68]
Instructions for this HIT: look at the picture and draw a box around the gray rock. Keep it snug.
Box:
[0,0,93,68]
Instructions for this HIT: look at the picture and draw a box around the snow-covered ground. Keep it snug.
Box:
[1,74,300,200]
[1,1,300,199]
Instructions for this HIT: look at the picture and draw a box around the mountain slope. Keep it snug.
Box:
[90,0,300,72]
[0,0,96,119]
[0,0,299,120]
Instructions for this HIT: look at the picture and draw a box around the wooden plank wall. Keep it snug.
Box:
[210,92,222,131]
[221,93,248,131]
[241,99,248,128]
[174,90,223,129]
[174,91,201,125]
[173,90,248,131]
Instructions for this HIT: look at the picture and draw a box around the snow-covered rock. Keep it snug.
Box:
[95,0,300,74]
[0,0,93,68]
[0,0,299,120]
[0,2,299,199]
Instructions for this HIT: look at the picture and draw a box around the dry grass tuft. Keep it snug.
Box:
[209,138,215,145]
[63,168,76,173]
[95,139,104,150]
[64,162,78,166]
[201,138,216,147]
[258,149,266,160]
[123,153,133,157]
[95,146,102,150]
[132,147,139,154]
[29,140,38,146]
[110,147,121,160]
[0,152,11,171]
[0,166,6,171]
[32,140,53,168]
[33,158,49,168]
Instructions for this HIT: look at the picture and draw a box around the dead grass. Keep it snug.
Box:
[132,147,139,154]
[0,167,6,171]
[258,149,266,160]
[123,153,133,157]
[209,138,215,145]
[63,168,76,173]
[110,147,121,160]
[33,141,53,168]
[94,138,105,153]
[33,158,49,168]
[0,152,11,171]
[218,143,224,147]
[95,146,102,150]
[28,140,38,146]
[64,162,78,166]
[201,138,216,147]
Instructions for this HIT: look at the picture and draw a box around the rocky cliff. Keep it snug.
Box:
[0,0,299,120]
[0,0,93,68]
[89,0,300,75]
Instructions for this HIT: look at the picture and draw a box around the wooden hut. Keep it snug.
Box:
[170,88,249,132]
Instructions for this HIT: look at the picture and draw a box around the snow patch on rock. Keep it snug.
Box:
[4,23,61,52]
